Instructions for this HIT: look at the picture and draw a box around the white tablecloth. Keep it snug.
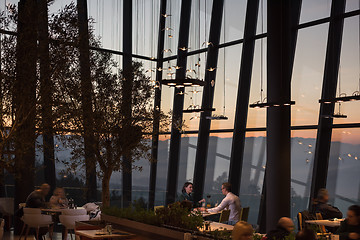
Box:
[305,219,343,227]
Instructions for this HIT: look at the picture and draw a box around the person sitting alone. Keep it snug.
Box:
[295,228,316,240]
[232,221,254,240]
[25,183,51,208]
[265,217,295,240]
[336,205,360,240]
[178,182,205,208]
[312,188,343,219]
[49,187,69,209]
[206,182,241,225]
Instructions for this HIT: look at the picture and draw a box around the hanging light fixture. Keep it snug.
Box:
[183,105,215,113]
[319,17,360,104]
[160,78,206,87]
[250,100,296,108]
[319,94,360,104]
[320,65,349,117]
[206,115,228,120]
[322,101,347,118]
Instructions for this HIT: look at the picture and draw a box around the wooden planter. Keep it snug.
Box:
[101,213,189,240]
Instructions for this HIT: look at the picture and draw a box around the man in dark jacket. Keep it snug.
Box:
[313,188,343,219]
[266,217,295,240]
[25,183,51,208]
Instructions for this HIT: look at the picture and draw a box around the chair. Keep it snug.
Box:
[316,213,327,234]
[219,209,230,223]
[61,209,87,216]
[154,205,164,214]
[19,203,26,209]
[240,207,250,222]
[297,212,303,231]
[59,209,89,240]
[297,210,316,231]
[0,218,4,240]
[0,198,14,231]
[22,208,54,240]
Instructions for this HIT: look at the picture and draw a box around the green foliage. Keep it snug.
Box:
[253,233,264,240]
[156,202,204,231]
[208,229,232,240]
[103,205,161,226]
[284,233,296,240]
[103,202,204,231]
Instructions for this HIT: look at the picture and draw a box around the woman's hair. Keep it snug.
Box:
[182,182,193,193]
[348,205,360,217]
[232,221,253,240]
[53,187,65,195]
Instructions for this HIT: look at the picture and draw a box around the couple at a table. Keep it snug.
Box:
[25,183,69,209]
[179,181,241,225]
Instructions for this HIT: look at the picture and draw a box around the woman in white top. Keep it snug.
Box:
[49,187,69,209]
[206,182,241,225]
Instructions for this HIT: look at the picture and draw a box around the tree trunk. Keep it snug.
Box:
[77,0,97,202]
[102,171,112,207]
[0,18,4,198]
[14,0,37,234]
[38,0,56,194]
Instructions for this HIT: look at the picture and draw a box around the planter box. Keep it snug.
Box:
[101,213,188,240]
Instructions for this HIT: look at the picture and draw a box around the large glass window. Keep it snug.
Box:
[220,0,247,44]
[154,134,171,206]
[334,15,360,124]
[292,24,329,126]
[210,45,242,130]
[346,0,360,12]
[290,130,317,225]
[248,38,267,128]
[87,0,124,51]
[327,128,360,214]
[239,132,266,226]
[176,134,199,195]
[203,133,233,207]
[300,0,332,24]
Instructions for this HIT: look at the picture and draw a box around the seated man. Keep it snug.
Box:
[206,182,241,225]
[25,183,51,208]
[336,205,360,240]
[266,217,295,240]
[312,188,343,219]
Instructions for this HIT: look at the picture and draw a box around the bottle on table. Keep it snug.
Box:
[68,198,74,209]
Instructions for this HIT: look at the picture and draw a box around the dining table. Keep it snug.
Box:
[41,207,86,214]
[75,229,135,239]
[305,219,344,227]
[206,222,234,231]
[200,210,221,222]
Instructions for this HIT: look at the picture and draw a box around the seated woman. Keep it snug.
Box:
[178,182,205,208]
[232,221,253,240]
[337,205,360,240]
[49,187,69,209]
